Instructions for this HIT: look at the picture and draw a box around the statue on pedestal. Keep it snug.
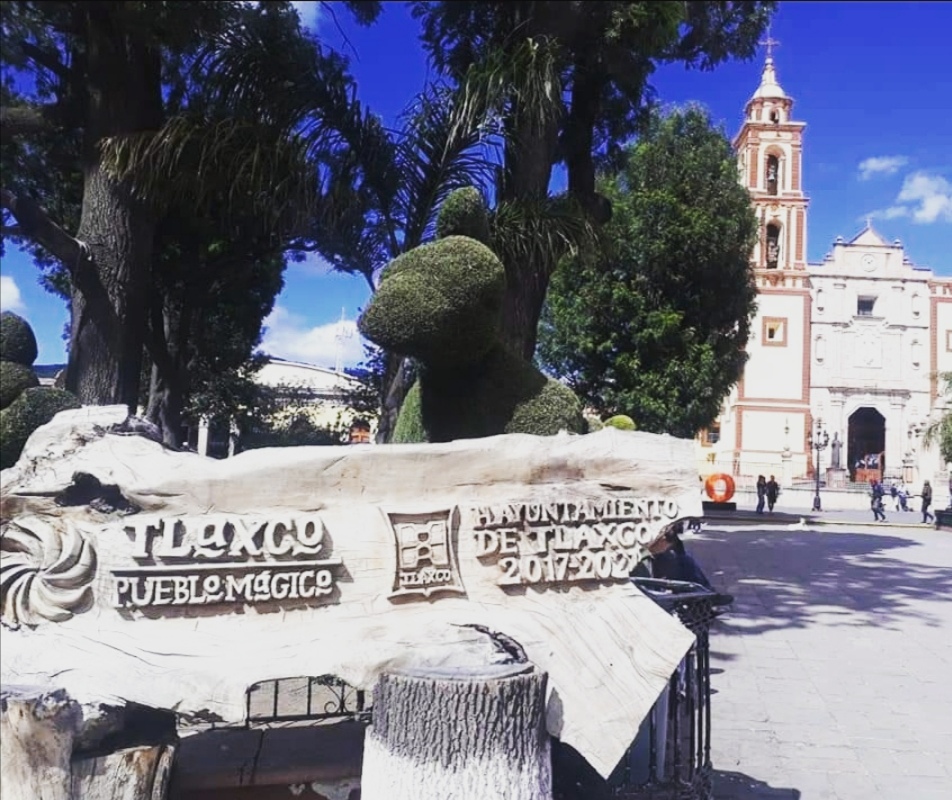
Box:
[830,432,842,469]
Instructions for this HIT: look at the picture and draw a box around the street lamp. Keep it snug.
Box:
[807,420,831,512]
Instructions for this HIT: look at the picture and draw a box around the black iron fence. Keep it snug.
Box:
[612,578,721,800]
[245,674,372,727]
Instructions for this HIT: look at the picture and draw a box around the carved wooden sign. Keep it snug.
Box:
[1,406,700,778]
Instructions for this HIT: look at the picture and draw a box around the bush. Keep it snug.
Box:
[436,187,491,245]
[0,387,82,470]
[604,414,637,431]
[358,236,504,368]
[0,361,39,409]
[0,311,39,366]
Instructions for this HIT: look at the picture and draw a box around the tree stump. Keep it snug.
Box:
[1,685,81,800]
[360,664,551,800]
[71,745,175,800]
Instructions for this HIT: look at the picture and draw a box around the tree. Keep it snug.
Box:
[2,1,381,442]
[0,1,241,408]
[924,373,952,465]
[537,105,758,439]
[411,1,776,359]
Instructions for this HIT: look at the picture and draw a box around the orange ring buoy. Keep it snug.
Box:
[704,473,735,503]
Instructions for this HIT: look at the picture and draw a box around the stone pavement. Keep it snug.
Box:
[686,520,952,800]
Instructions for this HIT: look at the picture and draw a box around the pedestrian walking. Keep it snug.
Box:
[890,482,900,512]
[765,475,780,513]
[921,480,934,524]
[756,475,766,514]
[870,480,887,522]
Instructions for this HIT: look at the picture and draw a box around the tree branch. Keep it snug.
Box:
[0,188,88,276]
[0,104,59,141]
[18,41,71,80]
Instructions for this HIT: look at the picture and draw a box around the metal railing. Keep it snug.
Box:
[246,674,372,728]
[613,578,721,800]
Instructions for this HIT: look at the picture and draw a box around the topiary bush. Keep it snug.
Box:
[0,387,82,469]
[359,236,504,370]
[435,186,491,245]
[0,361,39,409]
[358,186,585,444]
[604,414,637,431]
[0,311,39,366]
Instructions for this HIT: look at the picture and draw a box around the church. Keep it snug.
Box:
[699,50,952,493]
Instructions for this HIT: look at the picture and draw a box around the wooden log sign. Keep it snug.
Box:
[1,406,699,779]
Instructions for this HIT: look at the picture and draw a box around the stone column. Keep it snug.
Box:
[780,448,793,489]
[361,664,551,800]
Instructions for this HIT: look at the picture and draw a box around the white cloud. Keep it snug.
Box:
[870,172,952,225]
[259,305,367,368]
[896,172,952,224]
[857,155,908,181]
[0,275,26,313]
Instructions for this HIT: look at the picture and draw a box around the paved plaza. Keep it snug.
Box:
[687,518,952,799]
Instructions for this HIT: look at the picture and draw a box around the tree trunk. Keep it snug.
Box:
[65,9,163,410]
[361,664,551,800]
[146,364,185,449]
[0,685,81,800]
[499,109,559,361]
[71,745,174,800]
[376,353,413,444]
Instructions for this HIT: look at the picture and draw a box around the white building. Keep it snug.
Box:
[699,53,952,491]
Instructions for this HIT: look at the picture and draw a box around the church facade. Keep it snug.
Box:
[699,54,952,489]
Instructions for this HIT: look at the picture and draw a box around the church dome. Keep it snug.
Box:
[751,56,788,100]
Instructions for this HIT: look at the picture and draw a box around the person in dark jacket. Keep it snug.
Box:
[870,480,886,522]
[765,475,780,513]
[755,475,767,514]
[921,480,934,524]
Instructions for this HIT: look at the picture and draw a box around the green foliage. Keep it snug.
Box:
[0,361,39,409]
[538,105,758,439]
[358,236,505,368]
[0,312,39,366]
[924,373,952,465]
[604,414,636,431]
[0,387,81,470]
[363,194,585,444]
[436,187,491,244]
[392,381,426,444]
[393,347,585,443]
[241,412,347,450]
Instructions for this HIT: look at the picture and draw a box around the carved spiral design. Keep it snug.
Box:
[1,517,97,628]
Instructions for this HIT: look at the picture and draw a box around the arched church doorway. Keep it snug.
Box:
[848,407,886,482]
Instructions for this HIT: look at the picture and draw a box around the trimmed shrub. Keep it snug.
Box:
[0,311,39,366]
[0,387,82,470]
[436,187,491,245]
[0,361,39,409]
[358,236,504,368]
[604,414,637,431]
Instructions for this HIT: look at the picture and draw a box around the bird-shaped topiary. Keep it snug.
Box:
[0,312,81,470]
[358,188,585,443]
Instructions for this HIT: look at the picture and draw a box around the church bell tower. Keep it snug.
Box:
[733,42,809,272]
[708,40,814,481]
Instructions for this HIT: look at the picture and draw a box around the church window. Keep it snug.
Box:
[911,340,922,368]
[856,297,876,317]
[765,223,781,268]
[946,331,952,353]
[766,155,780,195]
[701,423,721,446]
[770,110,780,124]
[762,317,787,347]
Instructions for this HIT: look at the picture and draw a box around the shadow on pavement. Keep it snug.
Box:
[690,529,952,636]
[713,769,801,799]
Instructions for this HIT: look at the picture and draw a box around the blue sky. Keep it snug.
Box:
[2,1,950,367]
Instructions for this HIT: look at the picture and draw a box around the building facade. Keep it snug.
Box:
[700,54,952,489]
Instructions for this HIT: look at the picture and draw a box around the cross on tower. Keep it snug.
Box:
[759,26,780,59]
